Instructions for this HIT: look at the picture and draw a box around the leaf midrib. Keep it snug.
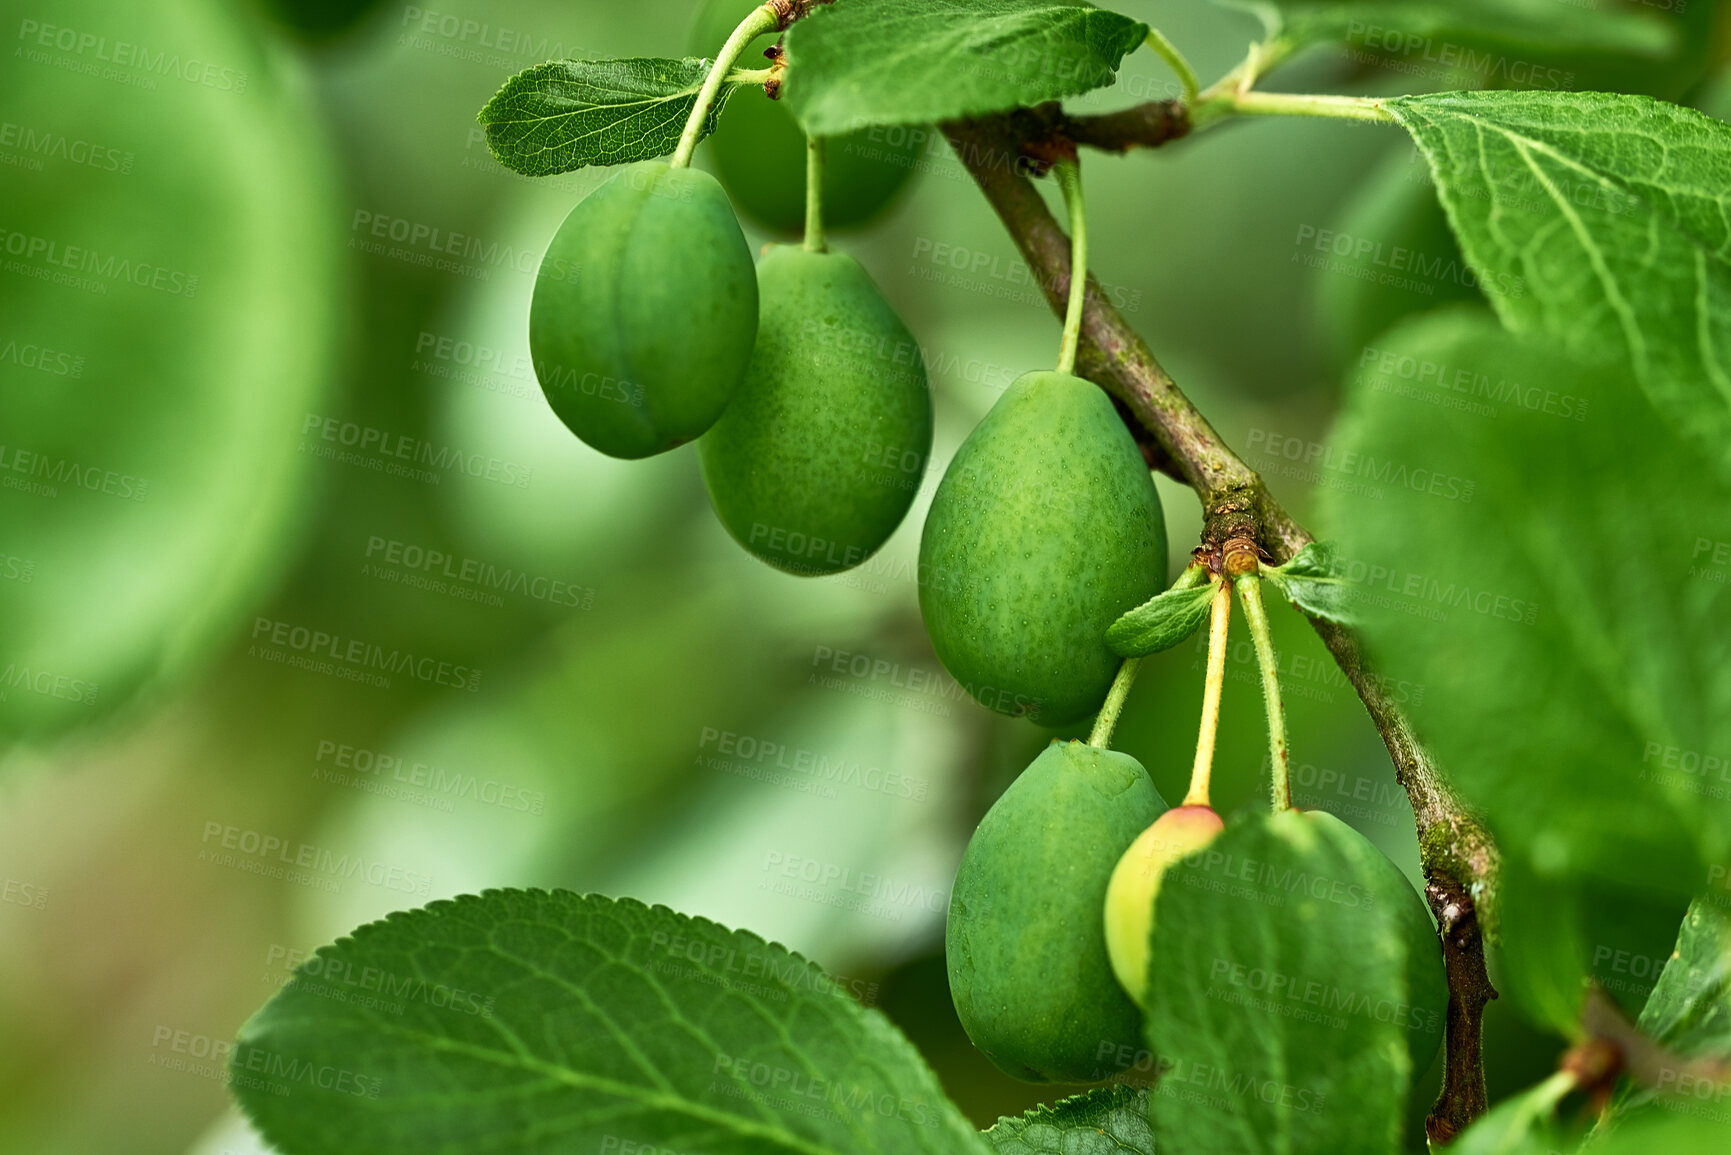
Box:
[259,1011,844,1155]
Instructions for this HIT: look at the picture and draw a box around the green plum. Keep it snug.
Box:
[699,246,932,574]
[529,160,757,459]
[1102,804,1225,1006]
[946,740,1168,1082]
[686,0,920,233]
[918,372,1167,727]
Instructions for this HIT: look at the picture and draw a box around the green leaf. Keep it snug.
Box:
[1107,579,1217,657]
[478,58,737,176]
[0,0,341,742]
[784,0,1148,137]
[231,890,986,1155]
[1237,0,1673,57]
[1446,1074,1573,1155]
[1640,900,1731,1056]
[1319,309,1731,919]
[1267,544,1359,627]
[1442,1073,1731,1154]
[1591,1111,1731,1152]
[1495,859,1689,1035]
[1143,810,1446,1155]
[1388,90,1731,487]
[1607,900,1731,1122]
[984,1086,1153,1154]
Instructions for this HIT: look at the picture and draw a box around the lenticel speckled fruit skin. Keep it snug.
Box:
[699,245,932,575]
[946,740,1168,1082]
[918,371,1167,726]
[529,161,757,459]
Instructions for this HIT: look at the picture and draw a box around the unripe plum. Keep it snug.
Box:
[529,161,757,459]
[946,740,1167,1082]
[919,371,1167,727]
[699,246,931,574]
[1102,805,1225,1006]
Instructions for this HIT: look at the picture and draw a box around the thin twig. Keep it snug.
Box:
[986,100,1191,158]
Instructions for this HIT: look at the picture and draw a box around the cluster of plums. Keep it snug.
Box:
[525,1,937,580]
[531,170,1171,712]
[528,151,933,572]
[948,741,1446,1084]
[948,741,1231,1082]
[529,9,1171,713]
[527,1,1439,1092]
[525,14,935,576]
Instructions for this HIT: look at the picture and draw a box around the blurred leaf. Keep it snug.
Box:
[1390,90,1731,486]
[1107,578,1216,657]
[1700,66,1731,122]
[1321,310,1731,914]
[263,0,388,42]
[1144,810,1446,1154]
[1563,1,1724,105]
[0,0,343,741]
[1591,1110,1731,1152]
[233,890,987,1155]
[1267,543,1359,627]
[1235,0,1673,56]
[1445,1073,1573,1154]
[1496,859,1689,1034]
[1640,900,1731,1055]
[374,554,927,904]
[984,1085,1152,1153]
[1607,900,1731,1121]
[784,0,1148,136]
[1315,143,1479,370]
[478,58,736,176]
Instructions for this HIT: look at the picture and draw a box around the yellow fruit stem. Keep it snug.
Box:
[1184,578,1230,807]
[672,3,780,169]
[1235,573,1292,811]
[1052,158,1088,375]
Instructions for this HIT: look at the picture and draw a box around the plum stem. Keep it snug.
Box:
[1143,28,1199,107]
[1184,579,1230,808]
[1052,158,1087,375]
[1088,658,1142,749]
[672,4,779,168]
[1236,573,1291,811]
[803,135,827,252]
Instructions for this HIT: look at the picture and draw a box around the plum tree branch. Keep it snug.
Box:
[987,99,1192,157]
[943,112,1499,1143]
[771,0,835,28]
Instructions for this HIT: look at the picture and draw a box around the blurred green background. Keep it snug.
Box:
[1,1,1725,1151]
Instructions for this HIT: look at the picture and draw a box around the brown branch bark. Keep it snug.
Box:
[992,100,1192,156]
[773,0,835,29]
[942,113,1499,1142]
